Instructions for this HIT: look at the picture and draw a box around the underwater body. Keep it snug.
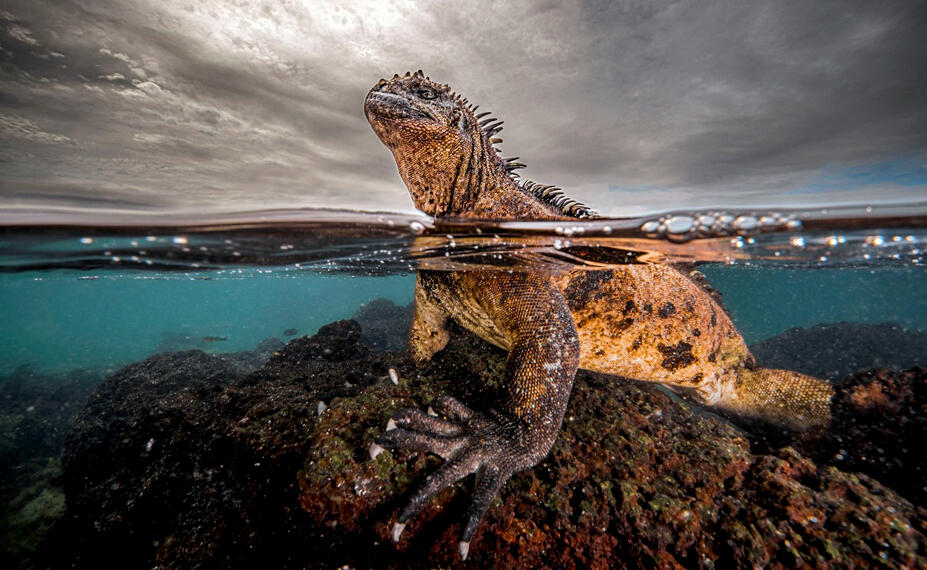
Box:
[0,205,925,568]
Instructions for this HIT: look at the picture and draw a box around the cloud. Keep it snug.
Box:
[135,81,162,96]
[0,0,924,217]
[0,114,72,143]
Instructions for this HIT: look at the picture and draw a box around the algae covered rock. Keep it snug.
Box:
[297,359,927,568]
[796,366,927,506]
[0,365,101,569]
[43,320,927,568]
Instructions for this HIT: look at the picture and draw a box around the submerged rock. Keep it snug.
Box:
[750,322,927,379]
[0,366,101,569]
[352,298,414,352]
[43,321,926,568]
[796,366,927,506]
[218,336,285,373]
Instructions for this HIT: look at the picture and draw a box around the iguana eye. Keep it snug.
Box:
[417,88,436,100]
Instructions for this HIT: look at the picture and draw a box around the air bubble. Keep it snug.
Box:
[664,215,695,235]
[408,221,425,235]
[640,220,661,235]
[732,215,757,232]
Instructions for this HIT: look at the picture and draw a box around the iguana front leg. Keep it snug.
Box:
[407,273,450,364]
[375,271,580,558]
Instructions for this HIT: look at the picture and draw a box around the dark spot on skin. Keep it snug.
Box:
[622,300,635,316]
[708,351,717,363]
[710,308,717,327]
[657,341,695,371]
[632,336,642,350]
[692,328,701,337]
[692,372,703,384]
[686,302,695,313]
[658,302,676,318]
[615,317,634,332]
[643,303,653,313]
[564,270,614,310]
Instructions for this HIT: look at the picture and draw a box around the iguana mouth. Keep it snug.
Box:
[365,91,435,122]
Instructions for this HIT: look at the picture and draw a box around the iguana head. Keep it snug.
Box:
[364,70,507,216]
[365,71,596,219]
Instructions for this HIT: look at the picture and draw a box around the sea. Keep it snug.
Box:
[1,203,925,567]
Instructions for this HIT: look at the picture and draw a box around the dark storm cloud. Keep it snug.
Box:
[0,0,924,217]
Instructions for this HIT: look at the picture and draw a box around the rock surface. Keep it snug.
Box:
[796,366,927,506]
[750,322,927,380]
[352,298,414,352]
[40,319,927,568]
[0,366,101,570]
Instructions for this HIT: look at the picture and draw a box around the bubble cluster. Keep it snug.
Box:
[640,211,801,242]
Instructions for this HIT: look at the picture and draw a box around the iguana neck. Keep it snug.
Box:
[394,139,571,221]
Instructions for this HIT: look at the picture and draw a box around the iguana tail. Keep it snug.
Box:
[716,367,833,431]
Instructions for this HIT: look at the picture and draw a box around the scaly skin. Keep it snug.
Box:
[365,71,833,558]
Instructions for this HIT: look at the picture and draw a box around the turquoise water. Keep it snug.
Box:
[700,265,927,344]
[1,207,925,376]
[0,271,413,375]
[1,265,924,376]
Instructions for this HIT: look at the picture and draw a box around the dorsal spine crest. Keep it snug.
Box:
[520,181,598,219]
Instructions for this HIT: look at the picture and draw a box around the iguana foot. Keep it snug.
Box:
[374,395,536,559]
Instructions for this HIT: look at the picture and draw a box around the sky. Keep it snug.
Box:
[0,0,925,218]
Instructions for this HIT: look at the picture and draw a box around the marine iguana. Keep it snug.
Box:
[364,70,832,559]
